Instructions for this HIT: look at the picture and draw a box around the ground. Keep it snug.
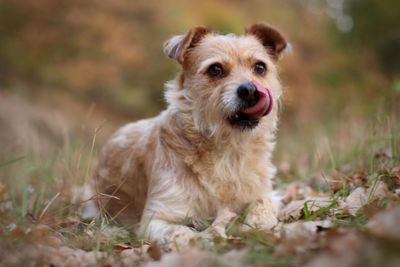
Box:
[0,108,399,267]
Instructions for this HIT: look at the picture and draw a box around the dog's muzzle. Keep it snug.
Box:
[238,81,273,117]
[228,81,273,130]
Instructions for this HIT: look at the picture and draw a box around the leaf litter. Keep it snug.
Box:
[1,163,400,266]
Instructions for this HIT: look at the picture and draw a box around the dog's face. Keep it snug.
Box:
[164,24,287,133]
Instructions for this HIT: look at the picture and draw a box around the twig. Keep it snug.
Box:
[37,192,60,223]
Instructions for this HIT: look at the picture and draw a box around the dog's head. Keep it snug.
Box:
[164,24,288,134]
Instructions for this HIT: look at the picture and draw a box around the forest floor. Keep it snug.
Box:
[0,110,399,267]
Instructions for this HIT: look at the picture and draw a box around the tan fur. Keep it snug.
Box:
[92,24,288,248]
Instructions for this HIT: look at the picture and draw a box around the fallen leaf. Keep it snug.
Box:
[340,181,389,216]
[0,182,6,199]
[6,223,25,238]
[279,197,332,222]
[46,235,63,247]
[147,242,162,261]
[390,164,400,188]
[143,248,212,267]
[282,183,313,204]
[362,199,385,218]
[340,187,368,216]
[366,205,400,241]
[27,224,56,245]
[113,243,133,252]
[395,189,400,197]
[302,231,363,267]
[327,172,345,193]
[28,245,109,267]
[374,148,392,159]
[275,220,333,255]
[120,246,152,267]
[349,170,368,187]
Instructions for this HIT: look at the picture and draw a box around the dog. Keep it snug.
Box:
[91,23,288,248]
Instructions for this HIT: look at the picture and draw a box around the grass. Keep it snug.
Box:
[0,105,399,266]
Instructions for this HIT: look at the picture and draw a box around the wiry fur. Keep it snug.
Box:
[92,24,288,248]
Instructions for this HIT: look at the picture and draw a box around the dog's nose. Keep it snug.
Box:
[237,82,259,106]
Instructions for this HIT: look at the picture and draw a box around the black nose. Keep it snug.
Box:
[237,82,259,106]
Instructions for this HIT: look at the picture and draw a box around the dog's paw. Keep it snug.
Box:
[242,198,279,232]
[241,212,278,232]
[205,208,237,238]
[162,225,197,250]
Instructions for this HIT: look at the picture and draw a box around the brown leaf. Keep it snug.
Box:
[340,181,389,216]
[328,170,370,193]
[374,148,392,158]
[143,248,211,267]
[0,182,6,199]
[279,197,332,222]
[7,224,25,238]
[45,235,63,247]
[366,205,400,241]
[119,244,154,266]
[391,164,400,188]
[340,187,368,216]
[275,220,333,255]
[349,170,368,187]
[28,245,109,267]
[302,231,363,267]
[362,199,385,218]
[28,224,52,242]
[113,243,133,252]
[147,242,162,261]
[282,183,313,204]
[395,189,400,198]
[327,173,344,193]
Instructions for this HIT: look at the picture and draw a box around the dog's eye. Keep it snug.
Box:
[207,63,225,79]
[253,62,267,76]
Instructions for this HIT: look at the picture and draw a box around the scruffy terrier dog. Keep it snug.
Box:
[92,23,288,248]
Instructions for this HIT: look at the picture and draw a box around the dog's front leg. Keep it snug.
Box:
[243,194,278,231]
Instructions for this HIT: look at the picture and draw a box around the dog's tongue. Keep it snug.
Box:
[242,81,273,117]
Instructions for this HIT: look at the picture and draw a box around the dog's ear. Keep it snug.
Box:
[245,23,288,61]
[163,26,210,64]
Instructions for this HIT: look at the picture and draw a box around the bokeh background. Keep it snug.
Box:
[1,1,399,265]
[0,0,399,185]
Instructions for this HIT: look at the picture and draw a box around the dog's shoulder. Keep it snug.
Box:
[108,117,160,149]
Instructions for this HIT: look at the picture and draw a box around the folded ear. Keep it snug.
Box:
[245,23,288,61]
[163,26,210,64]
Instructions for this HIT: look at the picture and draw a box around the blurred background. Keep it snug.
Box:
[0,0,399,186]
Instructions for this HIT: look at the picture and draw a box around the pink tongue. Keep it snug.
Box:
[242,81,273,117]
